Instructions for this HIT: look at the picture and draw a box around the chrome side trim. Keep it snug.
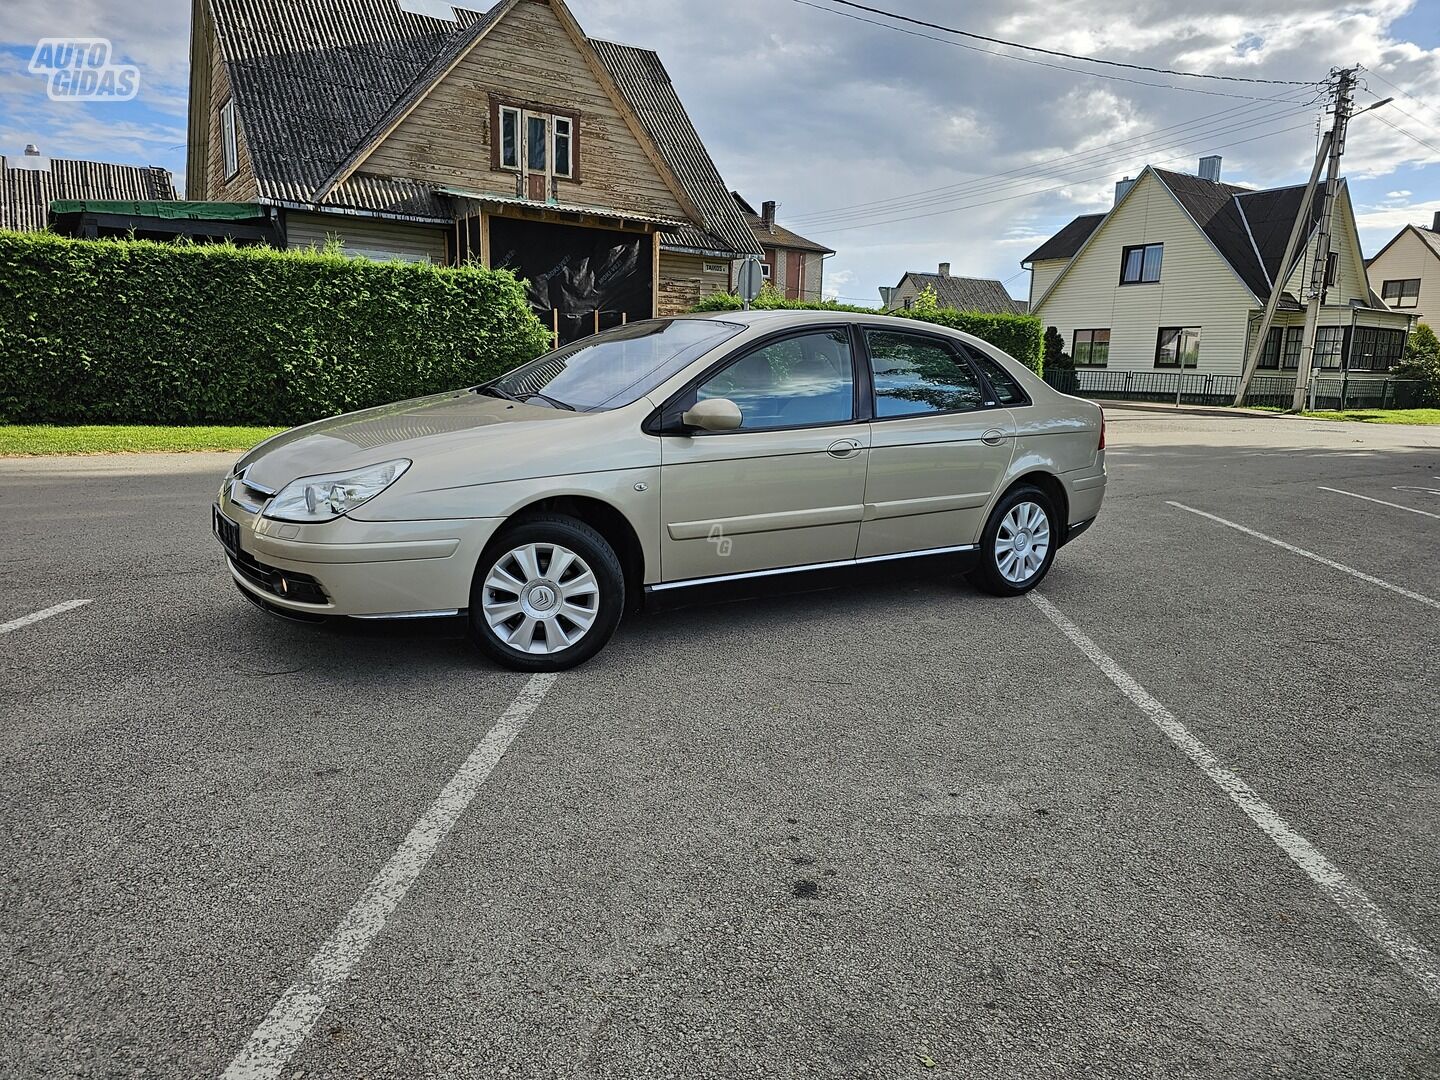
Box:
[646,544,977,593]
[349,609,463,621]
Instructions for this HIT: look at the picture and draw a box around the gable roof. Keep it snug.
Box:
[733,193,834,255]
[590,40,761,257]
[899,272,1024,315]
[1030,165,1350,312]
[1367,222,1440,269]
[205,0,758,254]
[1022,213,1103,264]
[0,156,176,232]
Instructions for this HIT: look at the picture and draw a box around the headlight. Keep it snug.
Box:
[262,459,411,523]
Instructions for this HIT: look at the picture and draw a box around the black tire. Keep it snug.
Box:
[968,484,1059,597]
[468,514,625,672]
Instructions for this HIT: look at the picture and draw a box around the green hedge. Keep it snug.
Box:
[691,284,1044,375]
[0,230,551,425]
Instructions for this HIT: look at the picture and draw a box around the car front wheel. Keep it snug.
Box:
[469,515,624,671]
[969,485,1058,597]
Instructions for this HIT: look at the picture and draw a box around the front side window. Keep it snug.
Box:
[1072,328,1110,367]
[1382,278,1420,308]
[1120,243,1163,284]
[867,330,985,417]
[695,330,854,431]
[487,319,743,412]
[1155,326,1200,368]
[1315,325,1345,369]
[220,98,238,179]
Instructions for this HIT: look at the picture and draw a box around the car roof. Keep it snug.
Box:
[681,308,1017,361]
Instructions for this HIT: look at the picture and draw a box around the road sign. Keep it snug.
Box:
[736,258,764,306]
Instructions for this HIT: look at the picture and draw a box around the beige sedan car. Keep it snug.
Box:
[214,310,1105,670]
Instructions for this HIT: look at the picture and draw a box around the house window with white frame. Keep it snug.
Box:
[1381,278,1420,308]
[220,98,239,180]
[495,101,577,179]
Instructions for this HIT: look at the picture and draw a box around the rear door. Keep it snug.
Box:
[858,327,1015,557]
[657,327,870,583]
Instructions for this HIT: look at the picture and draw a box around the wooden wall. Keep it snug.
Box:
[363,0,687,224]
[658,252,730,316]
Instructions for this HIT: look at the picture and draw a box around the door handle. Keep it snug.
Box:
[827,439,862,458]
[981,429,1009,446]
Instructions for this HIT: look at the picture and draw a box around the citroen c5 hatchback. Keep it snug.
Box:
[214,310,1106,671]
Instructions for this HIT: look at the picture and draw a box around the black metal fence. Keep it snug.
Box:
[1042,368,1435,410]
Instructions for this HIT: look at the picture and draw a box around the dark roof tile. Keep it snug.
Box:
[900,272,1024,315]
[1023,213,1103,264]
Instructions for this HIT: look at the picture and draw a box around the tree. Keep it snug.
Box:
[1043,326,1073,370]
[1393,322,1440,381]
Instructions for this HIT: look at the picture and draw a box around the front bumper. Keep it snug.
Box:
[214,487,504,618]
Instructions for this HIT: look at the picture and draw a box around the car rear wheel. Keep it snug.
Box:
[469,515,624,671]
[969,485,1057,597]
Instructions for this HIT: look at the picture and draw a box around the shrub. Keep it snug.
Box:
[692,283,1044,374]
[1393,323,1440,387]
[1043,326,1073,371]
[0,230,550,425]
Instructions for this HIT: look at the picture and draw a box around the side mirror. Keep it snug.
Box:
[681,397,742,432]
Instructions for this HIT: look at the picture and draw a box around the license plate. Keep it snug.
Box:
[213,505,241,559]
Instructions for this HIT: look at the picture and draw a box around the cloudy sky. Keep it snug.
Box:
[2,0,1437,304]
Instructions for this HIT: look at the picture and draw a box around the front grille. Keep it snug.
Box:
[229,546,330,606]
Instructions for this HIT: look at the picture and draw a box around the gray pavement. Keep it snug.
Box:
[2,408,1438,1079]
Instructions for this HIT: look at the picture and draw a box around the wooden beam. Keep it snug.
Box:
[651,231,660,318]
[479,210,490,268]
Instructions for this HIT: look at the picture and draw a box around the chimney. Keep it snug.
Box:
[1114,176,1134,205]
[761,200,777,232]
[938,261,951,277]
[24,143,40,156]
[1199,155,1222,183]
[1432,210,1440,233]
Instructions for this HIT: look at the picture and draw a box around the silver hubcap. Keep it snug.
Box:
[995,501,1051,584]
[482,542,599,654]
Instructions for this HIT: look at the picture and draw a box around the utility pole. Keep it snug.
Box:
[1291,67,1356,413]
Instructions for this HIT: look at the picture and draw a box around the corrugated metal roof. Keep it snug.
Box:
[587,39,761,257]
[0,157,176,232]
[898,272,1025,315]
[442,187,686,229]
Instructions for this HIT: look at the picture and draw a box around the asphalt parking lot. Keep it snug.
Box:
[2,405,1438,1079]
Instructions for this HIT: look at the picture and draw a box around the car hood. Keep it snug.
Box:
[236,391,578,489]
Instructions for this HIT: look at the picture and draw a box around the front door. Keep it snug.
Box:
[858,327,1015,557]
[659,328,869,583]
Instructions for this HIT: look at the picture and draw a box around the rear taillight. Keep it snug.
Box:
[1098,409,1106,451]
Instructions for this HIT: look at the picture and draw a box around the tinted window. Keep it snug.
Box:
[697,330,854,431]
[490,319,743,411]
[866,330,984,417]
[968,351,1028,406]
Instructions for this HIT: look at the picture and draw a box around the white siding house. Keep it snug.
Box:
[1025,162,1412,381]
[1366,216,1440,326]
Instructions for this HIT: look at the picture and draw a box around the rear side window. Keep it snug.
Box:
[865,329,984,417]
[967,350,1030,406]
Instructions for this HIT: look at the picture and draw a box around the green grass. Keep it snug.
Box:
[1297,408,1440,425]
[0,424,285,456]
[1243,406,1440,425]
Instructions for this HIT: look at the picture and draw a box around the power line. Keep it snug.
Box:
[807,0,1314,86]
[1361,67,1440,126]
[792,104,1318,231]
[784,89,1314,226]
[1373,114,1440,159]
[787,0,1321,102]
[787,97,1319,229]
[815,119,1318,235]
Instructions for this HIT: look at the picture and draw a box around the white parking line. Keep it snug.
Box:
[221,673,558,1080]
[1317,486,1440,520]
[0,599,92,636]
[1168,501,1439,610]
[1029,591,1440,1001]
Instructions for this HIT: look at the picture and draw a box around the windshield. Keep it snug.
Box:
[486,319,744,411]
